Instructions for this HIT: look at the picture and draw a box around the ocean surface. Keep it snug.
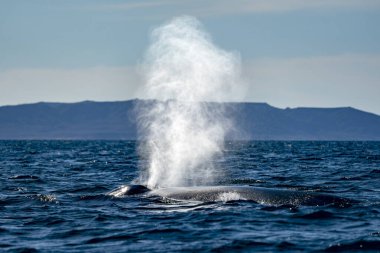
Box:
[0,141,379,252]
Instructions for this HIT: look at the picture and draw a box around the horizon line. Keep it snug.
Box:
[0,99,378,116]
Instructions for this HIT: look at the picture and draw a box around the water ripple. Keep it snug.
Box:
[0,141,379,252]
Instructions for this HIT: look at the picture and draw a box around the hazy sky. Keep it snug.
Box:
[1,0,380,114]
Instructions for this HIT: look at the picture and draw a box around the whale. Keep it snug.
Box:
[108,185,354,206]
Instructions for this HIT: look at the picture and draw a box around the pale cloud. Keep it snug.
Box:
[89,0,177,11]
[199,0,380,15]
[1,54,379,115]
[0,66,143,106]
[243,54,380,115]
[91,0,380,17]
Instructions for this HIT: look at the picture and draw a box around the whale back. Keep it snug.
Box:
[108,184,150,197]
[149,186,353,206]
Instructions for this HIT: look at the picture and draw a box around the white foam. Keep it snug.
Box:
[107,185,130,197]
[218,192,244,202]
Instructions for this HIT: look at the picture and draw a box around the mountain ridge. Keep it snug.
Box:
[0,100,379,140]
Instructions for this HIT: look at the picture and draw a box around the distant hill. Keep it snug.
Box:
[0,100,379,140]
[229,102,380,140]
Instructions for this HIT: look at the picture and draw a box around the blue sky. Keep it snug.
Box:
[1,0,380,114]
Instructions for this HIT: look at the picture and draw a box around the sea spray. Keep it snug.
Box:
[137,16,241,188]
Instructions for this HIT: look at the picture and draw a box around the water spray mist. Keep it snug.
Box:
[138,16,241,188]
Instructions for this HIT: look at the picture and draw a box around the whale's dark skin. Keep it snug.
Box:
[109,185,354,206]
[148,186,353,206]
[108,184,150,197]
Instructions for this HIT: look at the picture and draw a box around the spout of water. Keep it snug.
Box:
[137,16,241,188]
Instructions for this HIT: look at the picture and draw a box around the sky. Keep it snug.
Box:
[1,0,380,114]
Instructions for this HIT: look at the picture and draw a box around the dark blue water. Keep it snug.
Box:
[1,141,379,252]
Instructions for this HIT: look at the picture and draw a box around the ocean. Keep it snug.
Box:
[0,141,379,252]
